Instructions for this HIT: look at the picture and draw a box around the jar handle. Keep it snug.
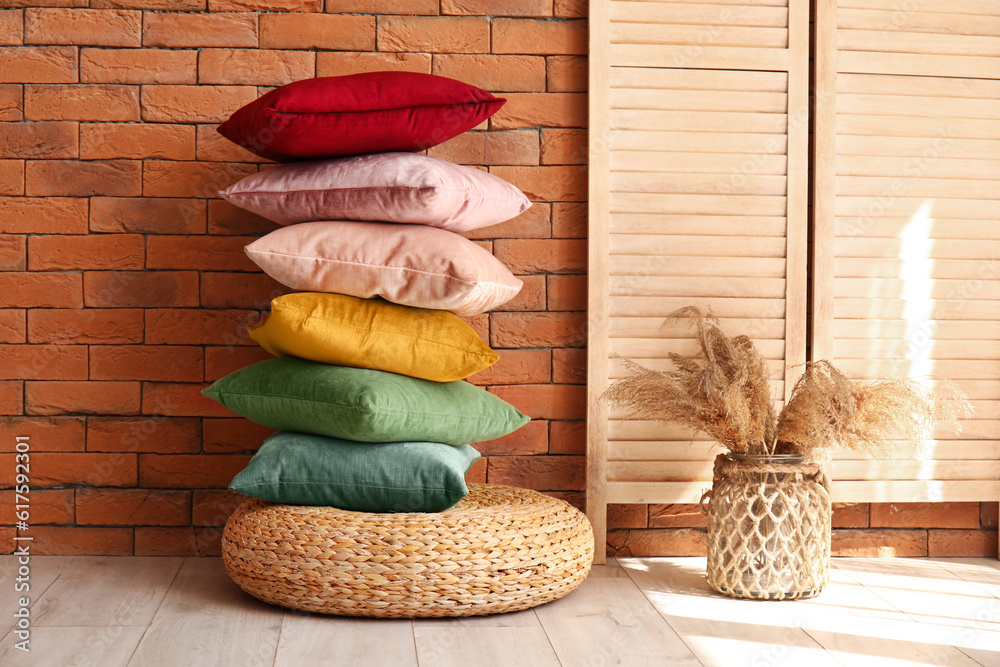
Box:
[698,488,712,515]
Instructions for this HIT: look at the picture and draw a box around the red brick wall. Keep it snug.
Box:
[0,2,995,558]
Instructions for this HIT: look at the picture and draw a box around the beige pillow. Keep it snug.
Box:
[244,221,523,317]
[219,152,531,232]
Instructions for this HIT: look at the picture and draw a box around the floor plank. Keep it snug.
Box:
[127,558,283,667]
[276,614,416,667]
[414,627,559,667]
[620,557,840,667]
[535,560,701,666]
[412,607,541,628]
[0,555,73,638]
[32,557,182,627]
[0,626,146,666]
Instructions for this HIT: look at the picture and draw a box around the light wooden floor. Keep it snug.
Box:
[1,556,999,666]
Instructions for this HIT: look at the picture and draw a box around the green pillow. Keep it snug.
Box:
[202,357,529,444]
[229,432,480,512]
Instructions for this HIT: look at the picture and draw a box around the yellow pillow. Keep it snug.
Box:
[249,292,499,383]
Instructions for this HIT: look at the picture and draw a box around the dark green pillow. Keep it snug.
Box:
[229,432,480,512]
[202,357,528,444]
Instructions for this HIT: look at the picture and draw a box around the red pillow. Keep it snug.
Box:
[217,72,506,162]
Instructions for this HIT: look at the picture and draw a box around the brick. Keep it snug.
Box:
[541,128,587,165]
[466,456,487,484]
[25,8,140,47]
[548,274,586,312]
[983,502,998,528]
[488,455,583,490]
[76,488,190,526]
[547,55,586,92]
[199,49,315,87]
[491,93,587,129]
[0,381,22,415]
[81,123,195,160]
[493,19,586,55]
[134,526,219,557]
[142,12,257,48]
[475,419,547,456]
[928,529,999,557]
[143,382,235,418]
[330,0,437,13]
[196,125,268,163]
[28,309,143,345]
[433,54,545,92]
[26,159,141,197]
[91,197,205,234]
[143,160,258,198]
[0,488,74,524]
[648,504,706,528]
[608,503,648,529]
[491,311,586,348]
[0,309,25,343]
[210,0,320,9]
[428,130,539,166]
[0,234,25,270]
[0,10,23,46]
[141,85,258,124]
[204,346,271,382]
[207,200,275,235]
[832,502,869,528]
[145,308,256,346]
[491,165,587,201]
[260,13,374,50]
[203,418,274,453]
[0,84,21,121]
[870,502,980,529]
[0,273,82,307]
[607,528,706,557]
[0,416,85,451]
[831,529,927,557]
[0,344,87,380]
[90,346,203,382]
[492,275,545,312]
[378,16,487,54]
[146,236,258,272]
[29,234,144,271]
[552,202,585,238]
[0,121,77,158]
[0,160,24,195]
[554,0,585,18]
[316,52,431,77]
[552,348,585,384]
[25,84,138,121]
[462,313,489,342]
[92,0,205,7]
[6,451,136,486]
[81,48,196,85]
[489,384,585,420]
[26,381,140,416]
[88,416,200,454]
[463,203,551,240]
[200,272,290,309]
[29,526,132,555]
[495,238,586,274]
[442,0,551,17]
[0,46,77,83]
[84,271,199,308]
[469,348,550,386]
[140,453,251,488]
[193,489,244,525]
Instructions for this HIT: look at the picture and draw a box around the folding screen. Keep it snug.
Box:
[812,0,1000,504]
[587,0,810,560]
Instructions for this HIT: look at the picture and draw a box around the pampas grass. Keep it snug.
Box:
[603,307,971,459]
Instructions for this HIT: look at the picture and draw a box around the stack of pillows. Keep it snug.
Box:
[201,72,532,513]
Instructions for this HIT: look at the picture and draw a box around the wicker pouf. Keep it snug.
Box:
[221,483,594,618]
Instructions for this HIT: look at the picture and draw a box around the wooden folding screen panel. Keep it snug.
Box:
[812,0,1000,504]
[588,0,810,560]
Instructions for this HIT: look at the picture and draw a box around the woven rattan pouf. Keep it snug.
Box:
[221,483,595,618]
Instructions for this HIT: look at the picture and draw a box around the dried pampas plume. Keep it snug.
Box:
[603,307,971,460]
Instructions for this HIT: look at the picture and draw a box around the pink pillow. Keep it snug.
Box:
[219,153,531,232]
[244,221,523,316]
